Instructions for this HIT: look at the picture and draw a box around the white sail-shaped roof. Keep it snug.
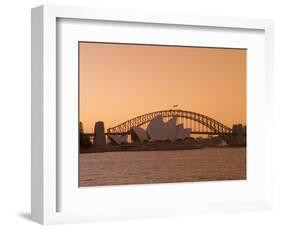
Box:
[160,117,177,141]
[108,134,128,145]
[175,124,185,140]
[120,134,128,143]
[147,115,164,141]
[183,128,192,138]
[108,134,122,145]
[131,127,149,142]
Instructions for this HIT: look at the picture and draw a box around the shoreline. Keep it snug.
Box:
[80,146,246,155]
[80,141,246,154]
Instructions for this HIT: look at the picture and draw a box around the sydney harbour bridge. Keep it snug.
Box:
[82,109,246,148]
[107,109,233,135]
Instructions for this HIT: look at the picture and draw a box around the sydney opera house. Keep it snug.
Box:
[108,116,191,145]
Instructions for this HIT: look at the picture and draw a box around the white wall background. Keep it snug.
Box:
[0,0,280,229]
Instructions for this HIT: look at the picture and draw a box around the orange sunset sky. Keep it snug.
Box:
[79,42,246,133]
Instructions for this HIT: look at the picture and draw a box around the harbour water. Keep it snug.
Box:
[79,147,246,187]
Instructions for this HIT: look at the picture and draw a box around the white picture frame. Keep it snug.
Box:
[31,5,274,225]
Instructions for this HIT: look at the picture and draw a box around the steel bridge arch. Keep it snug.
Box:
[107,109,232,134]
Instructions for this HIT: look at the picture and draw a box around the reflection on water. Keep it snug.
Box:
[79,147,246,187]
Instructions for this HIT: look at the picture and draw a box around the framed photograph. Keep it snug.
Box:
[31,5,274,224]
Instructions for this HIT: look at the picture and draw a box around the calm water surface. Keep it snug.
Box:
[79,147,246,187]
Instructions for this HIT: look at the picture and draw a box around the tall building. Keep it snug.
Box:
[94,121,106,146]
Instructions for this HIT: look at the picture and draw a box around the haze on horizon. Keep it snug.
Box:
[79,42,246,133]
